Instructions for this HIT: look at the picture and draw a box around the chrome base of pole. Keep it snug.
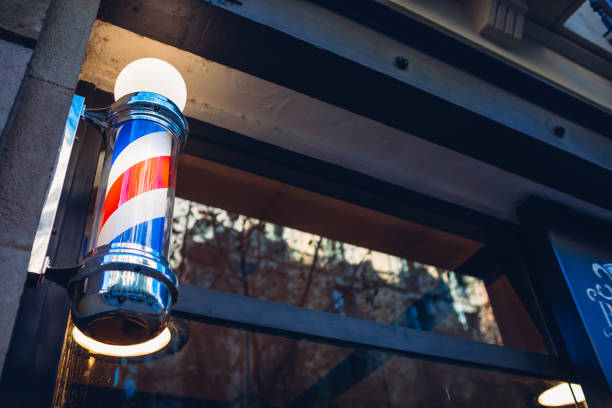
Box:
[68,243,178,345]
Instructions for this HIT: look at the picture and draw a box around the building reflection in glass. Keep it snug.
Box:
[53,320,581,407]
[170,198,502,346]
[52,198,569,407]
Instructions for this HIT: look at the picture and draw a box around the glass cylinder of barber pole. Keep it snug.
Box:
[70,92,188,345]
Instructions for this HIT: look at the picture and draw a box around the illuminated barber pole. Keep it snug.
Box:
[96,120,174,252]
[69,59,189,346]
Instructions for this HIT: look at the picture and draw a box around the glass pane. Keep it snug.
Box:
[169,196,542,351]
[53,319,582,407]
[564,1,612,55]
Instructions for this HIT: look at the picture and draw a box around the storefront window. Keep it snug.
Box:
[170,198,503,347]
[168,157,549,353]
[52,156,560,406]
[53,320,580,407]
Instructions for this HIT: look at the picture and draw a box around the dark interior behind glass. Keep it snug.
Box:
[54,320,575,407]
[52,154,561,407]
[171,155,548,354]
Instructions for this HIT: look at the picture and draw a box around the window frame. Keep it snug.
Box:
[0,85,579,406]
[170,114,572,380]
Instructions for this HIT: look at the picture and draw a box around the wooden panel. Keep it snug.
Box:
[177,154,482,270]
[487,275,548,354]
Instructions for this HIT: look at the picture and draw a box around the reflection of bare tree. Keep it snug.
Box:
[250,236,324,405]
[53,198,561,407]
[167,199,504,405]
[54,317,565,408]
[171,199,502,340]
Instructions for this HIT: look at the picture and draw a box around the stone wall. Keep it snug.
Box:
[0,0,100,373]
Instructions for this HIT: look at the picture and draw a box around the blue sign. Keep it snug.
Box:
[549,229,612,388]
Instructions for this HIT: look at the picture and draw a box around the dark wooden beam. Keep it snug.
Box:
[97,0,612,212]
[173,284,572,380]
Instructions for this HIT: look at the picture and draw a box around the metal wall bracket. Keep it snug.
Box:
[26,95,85,287]
[26,95,107,289]
[44,263,81,289]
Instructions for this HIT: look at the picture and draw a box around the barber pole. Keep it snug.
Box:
[97,120,173,252]
[70,90,188,346]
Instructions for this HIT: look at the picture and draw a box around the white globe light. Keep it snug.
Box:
[538,383,585,407]
[114,58,187,111]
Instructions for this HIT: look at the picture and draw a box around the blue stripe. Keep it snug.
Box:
[110,216,166,253]
[111,120,168,165]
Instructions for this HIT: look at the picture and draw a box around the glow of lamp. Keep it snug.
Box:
[538,383,586,407]
[72,326,171,357]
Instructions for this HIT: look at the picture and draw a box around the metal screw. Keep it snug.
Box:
[553,125,566,138]
[394,56,409,70]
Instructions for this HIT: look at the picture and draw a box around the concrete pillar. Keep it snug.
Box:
[0,0,100,372]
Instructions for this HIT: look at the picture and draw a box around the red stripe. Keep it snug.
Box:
[100,156,170,230]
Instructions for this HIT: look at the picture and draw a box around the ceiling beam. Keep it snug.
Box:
[80,14,612,218]
[97,0,611,132]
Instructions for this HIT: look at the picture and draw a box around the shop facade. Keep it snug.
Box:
[0,0,611,406]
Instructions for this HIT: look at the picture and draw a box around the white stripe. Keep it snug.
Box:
[98,188,168,246]
[106,131,172,193]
